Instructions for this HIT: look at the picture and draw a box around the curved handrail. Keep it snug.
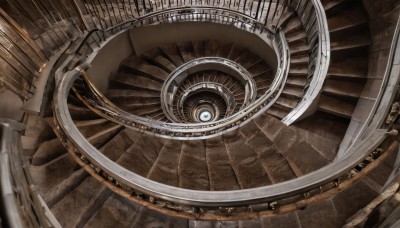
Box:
[0,119,53,228]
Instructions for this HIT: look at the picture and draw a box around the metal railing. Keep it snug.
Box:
[0,119,56,228]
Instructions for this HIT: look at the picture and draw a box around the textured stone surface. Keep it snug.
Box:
[241,121,297,183]
[50,177,110,227]
[30,153,81,201]
[206,136,240,190]
[118,134,164,176]
[284,141,330,175]
[297,199,341,228]
[224,132,271,188]
[85,194,140,227]
[293,112,348,161]
[147,140,182,187]
[332,181,379,224]
[261,213,300,228]
[99,131,133,161]
[179,140,209,190]
[32,138,67,166]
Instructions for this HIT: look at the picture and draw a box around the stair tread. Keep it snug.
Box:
[179,140,209,190]
[318,95,355,118]
[224,132,272,188]
[327,1,368,33]
[240,122,297,183]
[147,140,182,187]
[322,79,364,98]
[117,134,164,177]
[50,177,111,228]
[206,136,241,190]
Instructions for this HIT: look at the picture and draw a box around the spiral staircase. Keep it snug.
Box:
[1,0,400,227]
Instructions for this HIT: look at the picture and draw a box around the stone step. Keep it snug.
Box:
[121,56,169,82]
[318,95,355,119]
[112,73,163,91]
[327,0,368,33]
[328,54,368,79]
[30,153,82,205]
[223,130,272,188]
[177,42,197,62]
[286,30,308,46]
[240,121,297,183]
[50,177,111,227]
[322,78,364,99]
[126,103,162,116]
[147,140,182,187]
[205,40,219,56]
[266,105,289,119]
[291,54,309,67]
[117,134,164,177]
[283,16,303,36]
[281,86,304,99]
[227,43,246,60]
[31,138,67,166]
[235,51,262,69]
[141,49,177,73]
[179,140,209,190]
[192,40,206,57]
[68,103,100,120]
[106,89,160,99]
[216,42,233,58]
[159,44,184,66]
[206,136,241,190]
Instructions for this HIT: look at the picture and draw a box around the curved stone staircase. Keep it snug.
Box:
[2,0,396,227]
[107,40,274,122]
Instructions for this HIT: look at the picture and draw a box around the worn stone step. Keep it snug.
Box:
[68,103,100,120]
[106,88,160,99]
[206,136,241,190]
[31,138,67,166]
[112,73,163,91]
[177,42,197,62]
[322,78,364,99]
[117,134,164,177]
[179,140,209,190]
[147,140,182,187]
[318,95,355,119]
[224,130,272,189]
[50,177,111,227]
[327,0,368,32]
[227,44,246,60]
[30,153,82,205]
[205,40,219,56]
[240,121,297,183]
[159,44,184,66]
[192,40,206,57]
[121,56,169,82]
[141,49,177,73]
